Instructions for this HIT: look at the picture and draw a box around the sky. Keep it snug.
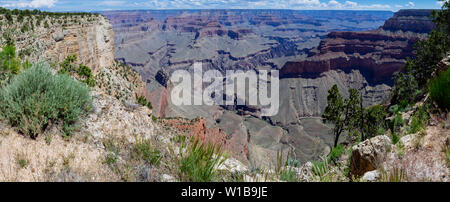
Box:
[0,0,446,12]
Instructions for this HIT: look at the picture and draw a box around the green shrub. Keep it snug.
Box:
[0,44,20,74]
[58,55,96,87]
[280,169,297,182]
[364,105,387,139]
[389,113,404,136]
[58,54,77,74]
[178,137,225,182]
[311,160,327,176]
[408,105,430,134]
[328,144,345,164]
[287,158,301,168]
[103,138,120,165]
[0,63,91,138]
[311,159,333,182]
[391,132,400,145]
[131,138,162,166]
[136,95,153,110]
[430,67,450,111]
[77,64,96,87]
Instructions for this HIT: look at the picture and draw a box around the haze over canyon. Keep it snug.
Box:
[100,9,435,168]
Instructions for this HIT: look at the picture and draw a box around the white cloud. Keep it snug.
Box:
[2,0,58,8]
[99,1,126,6]
[345,1,358,8]
[437,0,449,7]
[406,1,415,7]
[1,0,394,11]
[312,0,391,10]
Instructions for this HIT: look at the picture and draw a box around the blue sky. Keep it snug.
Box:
[0,0,445,12]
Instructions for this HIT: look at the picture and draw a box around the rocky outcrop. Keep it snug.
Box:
[349,135,392,178]
[0,14,147,102]
[0,11,254,182]
[102,10,396,169]
[349,112,450,181]
[280,9,435,85]
[382,9,436,33]
[161,117,249,164]
[1,15,115,74]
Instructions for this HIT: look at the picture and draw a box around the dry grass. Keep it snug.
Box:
[0,125,118,182]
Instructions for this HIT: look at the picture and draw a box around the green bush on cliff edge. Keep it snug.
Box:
[430,67,450,111]
[0,63,91,138]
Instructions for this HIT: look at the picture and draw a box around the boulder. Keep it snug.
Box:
[161,174,177,182]
[361,170,380,182]
[350,135,392,178]
[53,32,64,42]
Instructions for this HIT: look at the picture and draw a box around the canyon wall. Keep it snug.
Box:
[103,10,435,168]
[0,14,146,101]
[280,9,436,85]
[1,14,114,74]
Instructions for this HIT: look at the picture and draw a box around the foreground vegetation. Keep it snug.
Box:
[321,1,450,182]
[0,63,91,138]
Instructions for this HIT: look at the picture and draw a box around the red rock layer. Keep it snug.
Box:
[162,118,249,164]
[280,10,436,84]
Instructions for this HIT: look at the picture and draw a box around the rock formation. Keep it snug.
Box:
[102,10,436,169]
[281,9,435,85]
[3,15,114,74]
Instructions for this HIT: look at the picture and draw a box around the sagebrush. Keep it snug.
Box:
[0,63,91,138]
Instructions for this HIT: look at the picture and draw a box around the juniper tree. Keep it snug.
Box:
[323,85,364,148]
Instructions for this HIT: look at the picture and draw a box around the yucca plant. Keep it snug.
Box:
[178,137,225,182]
[379,167,408,182]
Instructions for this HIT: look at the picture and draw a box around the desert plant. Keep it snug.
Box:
[328,144,345,164]
[287,158,301,168]
[0,44,20,74]
[408,105,430,134]
[103,138,120,165]
[131,138,162,166]
[279,168,297,182]
[58,54,77,74]
[136,95,153,110]
[430,67,450,111]
[379,167,408,182]
[442,144,450,167]
[391,132,400,145]
[363,105,387,139]
[15,154,29,169]
[76,64,96,87]
[0,63,91,138]
[177,137,225,182]
[311,158,333,182]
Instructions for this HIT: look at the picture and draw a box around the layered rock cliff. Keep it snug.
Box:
[103,10,396,169]
[0,12,252,182]
[280,9,436,85]
[0,13,146,101]
[1,14,114,74]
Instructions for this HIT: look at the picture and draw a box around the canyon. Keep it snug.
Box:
[0,8,447,182]
[102,9,436,169]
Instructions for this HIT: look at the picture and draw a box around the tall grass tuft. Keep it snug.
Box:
[430,67,450,111]
[0,63,91,138]
[131,138,162,166]
[178,137,225,182]
[379,167,408,182]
